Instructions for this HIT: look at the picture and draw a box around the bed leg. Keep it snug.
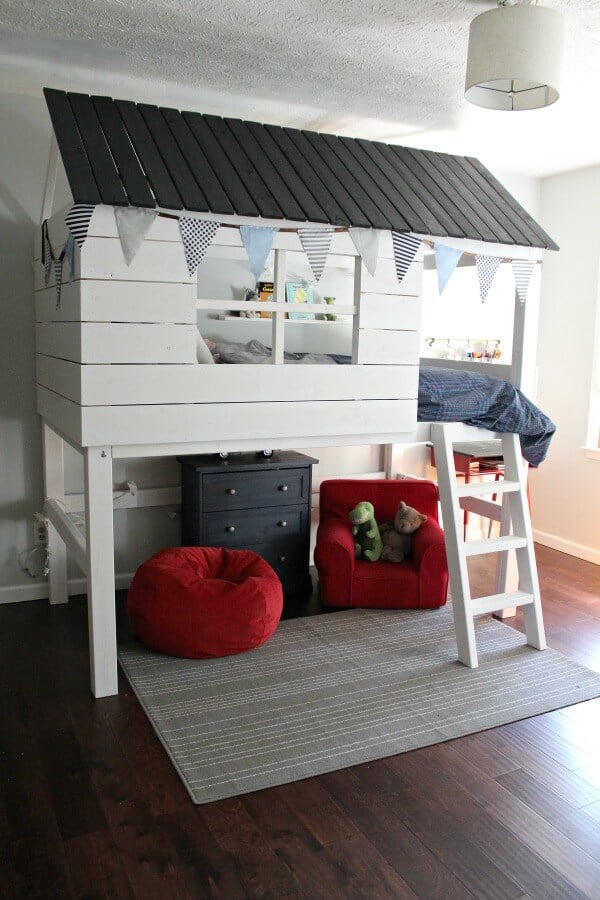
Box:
[41,422,68,605]
[84,446,118,698]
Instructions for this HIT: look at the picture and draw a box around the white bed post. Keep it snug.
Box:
[271,249,286,364]
[84,446,118,698]
[41,422,68,605]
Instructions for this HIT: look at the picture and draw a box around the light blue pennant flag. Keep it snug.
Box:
[475,254,501,302]
[240,225,279,281]
[64,232,76,279]
[434,243,462,294]
[115,207,158,265]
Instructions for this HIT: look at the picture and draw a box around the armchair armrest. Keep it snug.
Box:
[411,518,449,609]
[314,517,356,607]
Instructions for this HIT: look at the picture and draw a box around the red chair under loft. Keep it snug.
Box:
[314,479,449,610]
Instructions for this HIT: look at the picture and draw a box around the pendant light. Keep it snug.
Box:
[465,1,565,111]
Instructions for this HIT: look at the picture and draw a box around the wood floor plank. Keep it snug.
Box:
[0,545,598,898]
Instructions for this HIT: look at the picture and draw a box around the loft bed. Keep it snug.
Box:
[35,88,557,697]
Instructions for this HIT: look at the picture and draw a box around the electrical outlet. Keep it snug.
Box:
[34,519,48,546]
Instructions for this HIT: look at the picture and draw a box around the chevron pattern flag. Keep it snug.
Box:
[179,218,220,277]
[392,232,421,284]
[53,257,64,308]
[64,204,95,248]
[475,254,501,302]
[512,259,536,303]
[298,226,334,282]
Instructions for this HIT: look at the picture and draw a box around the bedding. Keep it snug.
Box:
[418,366,555,467]
[207,340,555,466]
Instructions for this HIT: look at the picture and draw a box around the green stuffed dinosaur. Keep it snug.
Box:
[349,501,383,562]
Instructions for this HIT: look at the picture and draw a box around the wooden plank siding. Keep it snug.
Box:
[34,205,423,450]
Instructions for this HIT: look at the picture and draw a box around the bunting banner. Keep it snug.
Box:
[434,243,462,294]
[115,207,158,265]
[475,254,501,302]
[239,225,279,281]
[64,232,76,280]
[53,257,64,308]
[64,204,95,248]
[392,232,421,284]
[179,217,220,277]
[349,228,380,277]
[41,220,52,286]
[512,259,536,303]
[298,226,334,282]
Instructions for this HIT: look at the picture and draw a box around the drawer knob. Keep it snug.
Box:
[278,520,287,528]
[279,555,286,563]
[278,484,289,492]
[226,487,236,495]
[225,525,236,533]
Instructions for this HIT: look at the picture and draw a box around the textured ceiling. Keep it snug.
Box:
[1,0,599,177]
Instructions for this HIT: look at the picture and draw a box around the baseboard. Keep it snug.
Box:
[533,530,600,566]
[0,573,134,605]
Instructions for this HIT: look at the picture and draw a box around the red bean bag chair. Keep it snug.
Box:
[127,546,283,658]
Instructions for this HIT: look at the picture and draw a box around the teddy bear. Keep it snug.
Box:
[349,501,383,562]
[379,501,427,563]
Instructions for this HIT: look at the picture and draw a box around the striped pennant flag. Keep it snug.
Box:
[64,204,95,248]
[392,232,421,284]
[41,220,53,285]
[512,259,536,303]
[298,226,334,282]
[179,218,220,277]
[475,254,501,302]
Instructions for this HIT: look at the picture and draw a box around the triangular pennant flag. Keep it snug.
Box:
[115,207,158,265]
[434,243,462,294]
[64,232,76,279]
[475,254,501,302]
[298,226,334,282]
[42,221,53,286]
[239,225,279,281]
[179,217,220,277]
[512,259,535,303]
[392,232,421,284]
[53,257,64,308]
[64,204,95,248]
[349,228,381,277]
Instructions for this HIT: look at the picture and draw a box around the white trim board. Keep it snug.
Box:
[533,530,600,566]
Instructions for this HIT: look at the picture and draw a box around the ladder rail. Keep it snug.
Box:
[431,424,546,668]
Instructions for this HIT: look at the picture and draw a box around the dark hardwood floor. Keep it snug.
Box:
[1,544,599,899]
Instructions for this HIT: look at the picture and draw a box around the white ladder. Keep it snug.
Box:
[431,423,546,668]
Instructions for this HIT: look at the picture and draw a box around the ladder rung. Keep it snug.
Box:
[469,590,535,616]
[464,535,528,556]
[456,480,519,498]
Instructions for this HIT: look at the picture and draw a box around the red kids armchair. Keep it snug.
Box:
[314,479,448,609]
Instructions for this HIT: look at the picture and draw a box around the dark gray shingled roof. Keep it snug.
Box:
[43,87,558,250]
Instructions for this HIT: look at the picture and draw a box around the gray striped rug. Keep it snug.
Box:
[118,607,600,805]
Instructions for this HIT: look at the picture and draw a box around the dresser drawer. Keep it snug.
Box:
[253,540,309,591]
[202,505,305,547]
[202,468,309,512]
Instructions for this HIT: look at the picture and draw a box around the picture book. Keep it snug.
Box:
[285,282,314,319]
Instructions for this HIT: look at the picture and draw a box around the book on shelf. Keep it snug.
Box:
[257,280,274,318]
[285,281,314,320]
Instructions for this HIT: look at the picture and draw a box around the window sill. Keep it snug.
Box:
[584,447,600,461]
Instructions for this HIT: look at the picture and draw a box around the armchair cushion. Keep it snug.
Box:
[314,479,448,609]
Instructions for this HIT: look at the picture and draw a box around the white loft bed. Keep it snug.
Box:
[36,89,557,697]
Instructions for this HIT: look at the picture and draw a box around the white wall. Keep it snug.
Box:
[530,166,600,563]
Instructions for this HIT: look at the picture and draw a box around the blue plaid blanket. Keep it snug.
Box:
[418,366,556,467]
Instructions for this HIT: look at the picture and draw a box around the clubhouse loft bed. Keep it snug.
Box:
[35,89,557,697]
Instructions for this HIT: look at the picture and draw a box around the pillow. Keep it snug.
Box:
[196,331,216,364]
